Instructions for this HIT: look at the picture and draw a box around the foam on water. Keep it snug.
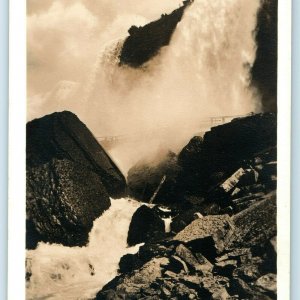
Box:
[26,198,142,300]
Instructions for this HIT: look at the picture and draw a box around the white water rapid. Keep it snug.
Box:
[26,198,142,300]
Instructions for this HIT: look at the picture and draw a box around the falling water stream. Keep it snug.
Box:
[26,199,142,300]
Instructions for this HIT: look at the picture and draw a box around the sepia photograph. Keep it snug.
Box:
[15,0,289,299]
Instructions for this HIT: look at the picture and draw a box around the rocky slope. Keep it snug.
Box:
[95,113,277,299]
[26,111,126,248]
[95,196,276,300]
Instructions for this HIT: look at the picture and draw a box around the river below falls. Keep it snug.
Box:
[26,198,144,300]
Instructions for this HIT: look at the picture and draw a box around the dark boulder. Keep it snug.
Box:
[127,205,165,246]
[228,278,273,300]
[176,113,277,197]
[119,254,144,274]
[27,111,126,198]
[26,159,110,248]
[171,208,203,233]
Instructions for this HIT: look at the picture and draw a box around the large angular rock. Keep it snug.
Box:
[174,214,234,254]
[27,111,126,198]
[26,159,111,248]
[127,205,165,246]
[227,193,277,249]
[176,113,277,197]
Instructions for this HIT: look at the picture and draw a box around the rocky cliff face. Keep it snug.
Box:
[119,0,192,67]
[26,111,126,249]
[177,113,276,199]
[27,111,126,198]
[96,113,277,299]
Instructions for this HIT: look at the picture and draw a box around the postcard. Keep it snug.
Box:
[9,0,291,299]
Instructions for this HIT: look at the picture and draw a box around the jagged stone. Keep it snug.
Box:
[119,254,143,274]
[167,255,189,274]
[217,248,252,265]
[127,151,181,204]
[96,258,169,299]
[255,273,277,293]
[171,208,203,233]
[174,215,234,254]
[214,260,238,277]
[27,111,126,198]
[138,243,174,262]
[228,278,273,300]
[200,275,231,300]
[26,158,110,248]
[233,263,261,281]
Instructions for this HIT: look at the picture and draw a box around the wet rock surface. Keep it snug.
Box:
[26,158,111,249]
[95,113,277,299]
[95,186,277,299]
[26,111,126,248]
[128,113,277,212]
[127,205,165,246]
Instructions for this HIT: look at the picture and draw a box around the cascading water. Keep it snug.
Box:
[80,0,262,173]
[26,198,142,300]
[27,0,262,173]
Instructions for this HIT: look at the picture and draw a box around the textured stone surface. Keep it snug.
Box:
[174,214,234,251]
[228,193,277,248]
[26,159,110,248]
[176,113,277,197]
[27,111,126,198]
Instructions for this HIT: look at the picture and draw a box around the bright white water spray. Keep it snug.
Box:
[27,0,262,173]
[26,198,142,300]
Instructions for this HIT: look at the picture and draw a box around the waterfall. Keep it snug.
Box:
[79,0,262,173]
[27,0,262,173]
[26,198,142,300]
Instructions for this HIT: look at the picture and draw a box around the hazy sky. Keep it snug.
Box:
[27,0,183,96]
